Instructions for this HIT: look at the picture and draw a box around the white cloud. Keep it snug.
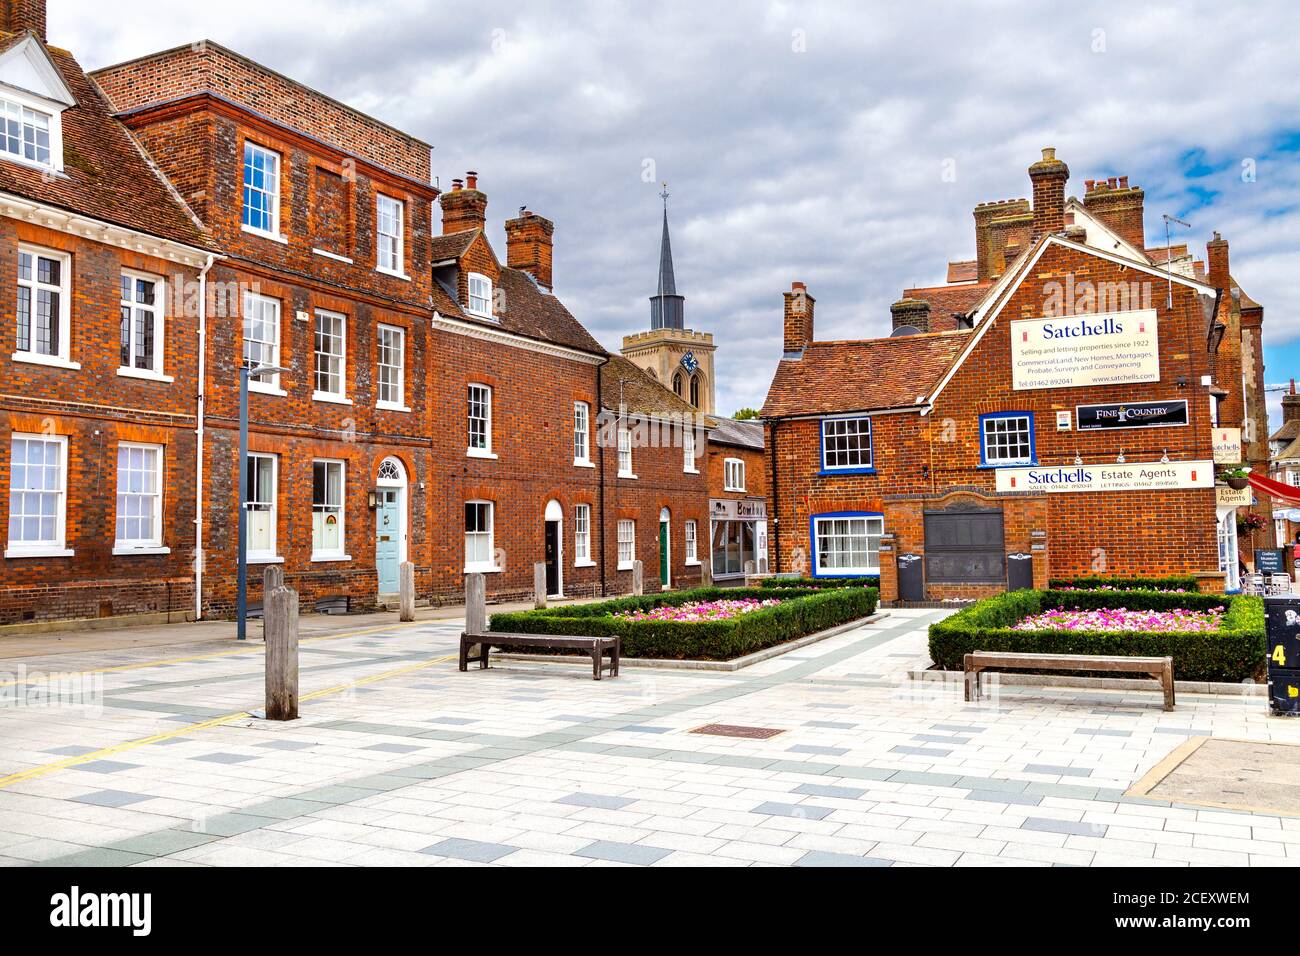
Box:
[55,0,1300,417]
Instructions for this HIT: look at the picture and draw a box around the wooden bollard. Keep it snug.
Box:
[534,561,548,609]
[398,560,415,622]
[261,565,285,640]
[699,555,712,587]
[465,572,486,637]
[632,560,644,596]
[264,584,299,720]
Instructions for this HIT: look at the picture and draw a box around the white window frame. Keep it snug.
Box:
[980,412,1035,466]
[241,141,282,239]
[117,269,170,382]
[312,309,349,403]
[617,425,635,478]
[573,401,591,467]
[311,458,348,561]
[464,499,496,572]
[245,452,279,562]
[812,514,883,576]
[821,416,873,472]
[242,292,284,395]
[617,518,636,570]
[683,426,698,474]
[684,518,698,565]
[376,194,406,277]
[0,88,62,172]
[574,503,594,566]
[467,272,493,318]
[376,324,407,411]
[724,457,746,491]
[5,432,71,558]
[113,441,166,554]
[467,383,495,458]
[13,243,76,369]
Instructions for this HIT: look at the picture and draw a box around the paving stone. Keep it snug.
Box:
[573,841,672,866]
[254,740,316,751]
[427,717,477,725]
[891,745,953,757]
[72,790,152,808]
[1024,764,1093,778]
[620,725,672,734]
[44,745,97,756]
[804,720,856,729]
[556,793,635,811]
[964,791,1043,807]
[75,760,140,774]
[420,838,517,863]
[793,783,867,801]
[752,802,833,821]
[1072,728,1132,738]
[191,752,256,764]
[1023,817,1108,837]
[364,743,426,754]
[787,745,849,757]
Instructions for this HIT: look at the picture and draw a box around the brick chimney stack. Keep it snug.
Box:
[783,281,815,355]
[504,209,555,291]
[890,297,931,333]
[440,170,487,235]
[1206,230,1231,295]
[1082,174,1145,249]
[1283,379,1300,425]
[0,0,46,40]
[1029,147,1070,238]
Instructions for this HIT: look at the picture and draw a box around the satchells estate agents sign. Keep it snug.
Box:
[994,460,1214,493]
[1010,308,1159,390]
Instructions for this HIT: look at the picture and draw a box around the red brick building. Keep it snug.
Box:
[763,148,1256,602]
[92,39,440,617]
[0,9,216,625]
[705,416,768,582]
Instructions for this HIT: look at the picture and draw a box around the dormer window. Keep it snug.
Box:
[0,97,51,166]
[467,273,493,318]
[0,37,76,174]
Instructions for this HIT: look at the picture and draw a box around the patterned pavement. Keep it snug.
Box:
[0,609,1297,867]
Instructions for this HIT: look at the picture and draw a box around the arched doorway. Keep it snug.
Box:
[375,457,407,594]
[544,499,564,598]
[659,506,671,589]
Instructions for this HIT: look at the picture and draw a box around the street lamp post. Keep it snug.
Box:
[237,363,286,641]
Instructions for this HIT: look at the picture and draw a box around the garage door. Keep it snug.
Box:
[924,507,1006,584]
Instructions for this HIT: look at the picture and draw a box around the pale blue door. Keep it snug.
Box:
[376,489,400,592]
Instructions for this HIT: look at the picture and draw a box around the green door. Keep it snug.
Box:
[659,521,669,587]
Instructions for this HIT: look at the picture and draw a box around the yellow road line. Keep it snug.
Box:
[0,653,455,791]
[0,618,444,689]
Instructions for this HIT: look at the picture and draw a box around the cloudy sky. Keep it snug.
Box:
[57,0,1300,422]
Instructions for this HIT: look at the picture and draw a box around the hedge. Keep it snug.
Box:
[759,576,880,590]
[1047,574,1201,593]
[489,586,880,660]
[927,590,1264,682]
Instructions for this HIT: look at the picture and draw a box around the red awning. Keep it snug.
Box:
[1248,472,1300,507]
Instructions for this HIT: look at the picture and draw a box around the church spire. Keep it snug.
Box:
[650,184,685,330]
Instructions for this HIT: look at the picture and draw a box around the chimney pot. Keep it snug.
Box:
[1029,148,1070,238]
[440,176,488,234]
[1119,175,1128,188]
[1041,147,1056,161]
[466,171,478,190]
[890,296,931,333]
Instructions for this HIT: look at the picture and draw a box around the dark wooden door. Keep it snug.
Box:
[923,507,1006,585]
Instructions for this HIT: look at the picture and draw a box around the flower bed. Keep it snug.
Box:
[489,585,879,661]
[927,589,1264,682]
[1013,606,1225,633]
[759,576,880,590]
[1046,574,1200,593]
[614,598,781,622]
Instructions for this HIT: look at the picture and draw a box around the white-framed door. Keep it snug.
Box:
[375,456,408,594]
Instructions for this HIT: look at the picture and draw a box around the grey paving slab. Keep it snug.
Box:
[805,720,856,729]
[1024,763,1093,778]
[1023,817,1108,837]
[36,848,150,868]
[788,744,849,756]
[891,745,953,757]
[557,792,636,811]
[620,725,672,734]
[753,801,833,821]
[427,716,478,725]
[111,829,217,857]
[1073,728,1132,738]
[254,740,317,751]
[44,745,97,756]
[75,760,141,774]
[363,742,426,754]
[573,841,671,866]
[793,783,867,800]
[190,752,257,764]
[421,838,516,863]
[964,790,1043,807]
[72,789,152,808]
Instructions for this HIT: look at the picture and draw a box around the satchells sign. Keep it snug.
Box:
[994,460,1214,493]
[1010,308,1159,390]
[1076,399,1188,431]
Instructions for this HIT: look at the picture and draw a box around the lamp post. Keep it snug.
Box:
[237,363,287,641]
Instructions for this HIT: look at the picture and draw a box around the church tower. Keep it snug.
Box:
[621,187,717,413]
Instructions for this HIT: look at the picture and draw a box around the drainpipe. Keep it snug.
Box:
[194,254,215,620]
[769,419,780,574]
[596,357,608,597]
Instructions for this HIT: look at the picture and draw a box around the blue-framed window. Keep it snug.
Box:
[820,416,874,474]
[979,412,1035,466]
[810,511,883,576]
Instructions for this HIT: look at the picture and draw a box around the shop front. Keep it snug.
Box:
[710,497,768,581]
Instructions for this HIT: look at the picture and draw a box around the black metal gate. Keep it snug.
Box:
[923,506,1006,585]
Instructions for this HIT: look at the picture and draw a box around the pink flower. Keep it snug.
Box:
[1013,606,1223,633]
[613,598,781,623]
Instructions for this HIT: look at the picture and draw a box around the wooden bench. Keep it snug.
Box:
[460,632,620,681]
[963,651,1175,711]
